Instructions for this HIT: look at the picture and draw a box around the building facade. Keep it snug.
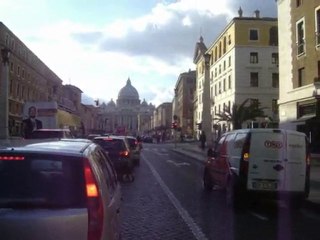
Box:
[278,0,320,152]
[173,70,196,137]
[99,78,155,136]
[194,10,279,140]
[0,22,83,137]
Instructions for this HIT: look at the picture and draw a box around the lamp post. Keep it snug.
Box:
[202,53,213,146]
[0,47,10,139]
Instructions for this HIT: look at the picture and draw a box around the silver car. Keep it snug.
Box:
[0,139,122,240]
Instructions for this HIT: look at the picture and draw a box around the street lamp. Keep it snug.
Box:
[0,47,10,139]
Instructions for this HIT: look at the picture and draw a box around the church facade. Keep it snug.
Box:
[99,78,155,136]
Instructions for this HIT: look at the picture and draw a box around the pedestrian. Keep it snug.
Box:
[199,131,206,150]
[22,106,43,139]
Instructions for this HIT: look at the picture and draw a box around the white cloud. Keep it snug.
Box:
[0,0,277,107]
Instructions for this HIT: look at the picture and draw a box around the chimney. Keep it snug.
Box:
[254,10,260,18]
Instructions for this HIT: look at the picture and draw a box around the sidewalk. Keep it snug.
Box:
[170,141,320,209]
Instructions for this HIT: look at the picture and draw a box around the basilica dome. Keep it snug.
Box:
[118,78,139,100]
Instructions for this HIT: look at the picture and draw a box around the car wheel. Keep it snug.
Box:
[203,168,213,191]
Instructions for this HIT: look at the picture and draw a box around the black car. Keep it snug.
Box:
[93,136,134,178]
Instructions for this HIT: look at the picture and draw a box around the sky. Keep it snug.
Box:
[1,0,277,107]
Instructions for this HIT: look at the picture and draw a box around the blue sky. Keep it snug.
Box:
[1,0,277,107]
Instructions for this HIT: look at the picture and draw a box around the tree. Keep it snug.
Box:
[214,98,267,130]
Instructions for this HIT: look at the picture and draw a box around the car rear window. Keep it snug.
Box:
[93,139,126,153]
[127,138,137,148]
[0,153,86,209]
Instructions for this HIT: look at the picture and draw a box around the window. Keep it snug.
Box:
[228,75,231,89]
[269,26,278,46]
[218,82,221,94]
[223,61,226,71]
[298,67,305,87]
[223,78,226,91]
[250,52,259,63]
[250,72,259,87]
[296,0,302,7]
[272,73,279,88]
[296,19,305,55]
[10,62,14,72]
[249,29,259,41]
[215,84,217,95]
[223,36,227,54]
[316,8,320,46]
[272,53,278,64]
[228,56,231,67]
[272,99,278,114]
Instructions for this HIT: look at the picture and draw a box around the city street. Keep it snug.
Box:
[120,143,320,240]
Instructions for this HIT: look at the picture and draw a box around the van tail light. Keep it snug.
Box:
[119,150,129,157]
[240,137,251,177]
[83,158,103,240]
[306,153,311,166]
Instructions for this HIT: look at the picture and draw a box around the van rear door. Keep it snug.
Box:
[284,132,307,192]
[247,130,286,192]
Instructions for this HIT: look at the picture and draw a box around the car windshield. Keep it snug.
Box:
[0,154,86,208]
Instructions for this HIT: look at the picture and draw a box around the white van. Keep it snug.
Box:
[203,128,310,208]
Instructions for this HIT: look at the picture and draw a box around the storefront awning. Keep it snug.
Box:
[293,114,316,123]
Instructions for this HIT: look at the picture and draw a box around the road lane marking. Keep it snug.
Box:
[167,160,191,167]
[249,211,269,221]
[143,155,208,240]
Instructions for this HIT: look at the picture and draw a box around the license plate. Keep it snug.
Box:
[252,181,277,190]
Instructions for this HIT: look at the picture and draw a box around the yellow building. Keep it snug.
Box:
[194,9,279,140]
[278,0,320,152]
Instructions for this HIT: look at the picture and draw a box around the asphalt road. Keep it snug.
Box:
[120,143,320,240]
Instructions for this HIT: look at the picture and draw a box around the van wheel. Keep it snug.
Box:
[289,195,305,209]
[226,175,245,211]
[203,168,213,191]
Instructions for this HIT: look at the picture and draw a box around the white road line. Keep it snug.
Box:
[143,155,208,240]
[167,160,190,167]
[249,211,269,221]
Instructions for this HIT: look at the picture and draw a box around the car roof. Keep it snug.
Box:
[94,135,126,140]
[0,139,94,156]
[32,128,71,132]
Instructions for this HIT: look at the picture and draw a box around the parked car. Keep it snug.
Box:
[29,128,74,139]
[123,136,142,166]
[0,138,122,240]
[93,136,134,179]
[203,128,310,209]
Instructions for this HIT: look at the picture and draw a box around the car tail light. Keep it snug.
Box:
[0,156,25,161]
[119,150,129,157]
[83,158,103,240]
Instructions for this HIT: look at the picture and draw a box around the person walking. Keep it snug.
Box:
[199,131,206,150]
